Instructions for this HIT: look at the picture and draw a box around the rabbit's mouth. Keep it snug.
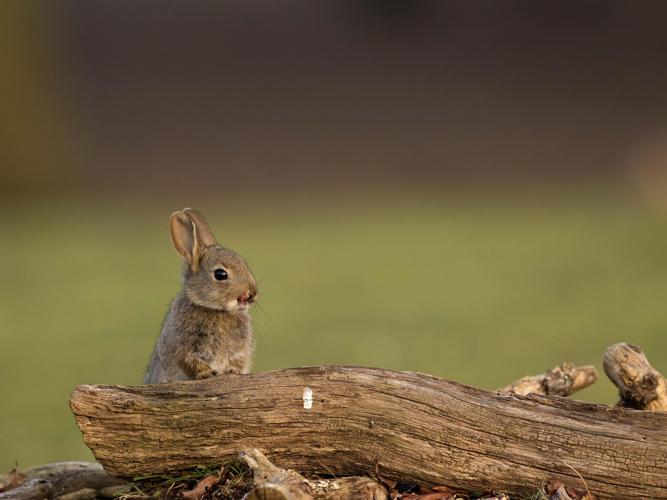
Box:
[225,299,253,312]
[224,289,257,312]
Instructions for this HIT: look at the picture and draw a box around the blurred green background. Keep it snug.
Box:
[2,1,667,471]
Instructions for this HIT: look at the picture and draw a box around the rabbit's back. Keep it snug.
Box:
[143,298,190,383]
[144,344,190,384]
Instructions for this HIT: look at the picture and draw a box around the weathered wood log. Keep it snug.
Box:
[70,366,667,499]
[240,448,387,500]
[498,362,598,397]
[603,342,667,411]
[0,462,125,500]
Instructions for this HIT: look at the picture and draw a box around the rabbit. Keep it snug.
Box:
[144,208,258,384]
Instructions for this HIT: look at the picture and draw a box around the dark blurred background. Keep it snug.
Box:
[4,0,667,197]
[2,0,667,470]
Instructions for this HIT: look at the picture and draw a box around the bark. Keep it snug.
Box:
[0,462,125,500]
[240,448,386,500]
[603,342,667,411]
[69,366,667,499]
[497,362,598,397]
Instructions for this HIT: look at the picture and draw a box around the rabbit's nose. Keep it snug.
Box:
[238,290,255,304]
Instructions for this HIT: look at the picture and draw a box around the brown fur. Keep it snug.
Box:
[144,208,257,384]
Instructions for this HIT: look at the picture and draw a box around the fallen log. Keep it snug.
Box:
[497,362,598,397]
[603,342,667,411]
[0,462,125,500]
[70,366,667,499]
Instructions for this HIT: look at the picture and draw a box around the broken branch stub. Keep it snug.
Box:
[240,449,387,500]
[497,362,598,397]
[603,342,667,411]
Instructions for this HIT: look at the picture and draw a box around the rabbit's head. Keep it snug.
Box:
[169,208,258,312]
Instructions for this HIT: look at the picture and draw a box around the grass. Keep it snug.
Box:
[1,190,667,471]
[118,461,252,499]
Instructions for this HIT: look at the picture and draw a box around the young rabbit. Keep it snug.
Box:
[144,208,258,384]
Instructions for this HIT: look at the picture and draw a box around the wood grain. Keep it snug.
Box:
[70,366,667,499]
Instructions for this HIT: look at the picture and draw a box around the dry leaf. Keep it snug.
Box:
[379,476,398,490]
[181,474,221,500]
[550,485,574,500]
[375,462,399,498]
[545,480,565,495]
[432,485,457,494]
[403,493,455,500]
[566,487,594,500]
[546,479,594,500]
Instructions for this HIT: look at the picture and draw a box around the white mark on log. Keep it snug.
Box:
[303,387,313,409]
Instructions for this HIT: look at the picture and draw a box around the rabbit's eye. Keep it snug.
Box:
[213,268,228,281]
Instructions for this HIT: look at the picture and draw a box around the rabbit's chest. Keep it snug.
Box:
[205,316,252,363]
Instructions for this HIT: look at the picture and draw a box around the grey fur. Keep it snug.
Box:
[144,208,257,384]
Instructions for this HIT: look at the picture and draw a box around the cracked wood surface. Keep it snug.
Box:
[69,366,667,499]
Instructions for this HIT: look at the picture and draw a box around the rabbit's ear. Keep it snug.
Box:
[169,210,201,268]
[183,208,218,247]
